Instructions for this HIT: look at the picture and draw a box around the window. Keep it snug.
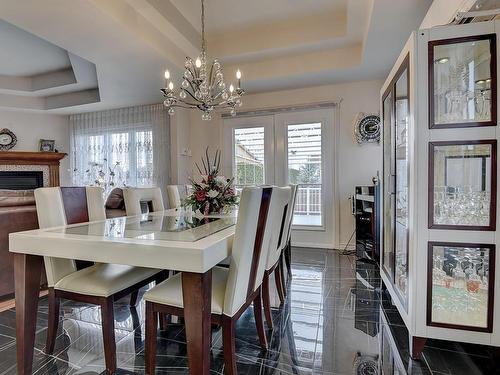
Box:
[288,123,322,226]
[72,127,153,189]
[234,127,265,190]
[70,104,169,194]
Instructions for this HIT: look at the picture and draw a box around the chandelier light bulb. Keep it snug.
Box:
[229,84,234,93]
[164,70,170,80]
[168,81,174,90]
[195,57,202,68]
[236,69,242,80]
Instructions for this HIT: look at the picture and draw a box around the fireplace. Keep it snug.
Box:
[0,171,44,190]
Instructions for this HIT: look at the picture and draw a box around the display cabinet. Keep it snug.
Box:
[380,20,500,358]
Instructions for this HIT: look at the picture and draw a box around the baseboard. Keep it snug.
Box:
[292,242,335,249]
[291,242,357,251]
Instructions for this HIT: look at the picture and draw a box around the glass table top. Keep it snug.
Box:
[48,212,236,242]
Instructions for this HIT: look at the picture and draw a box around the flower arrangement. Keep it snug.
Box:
[184,148,238,215]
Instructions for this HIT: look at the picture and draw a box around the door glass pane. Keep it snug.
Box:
[395,68,409,301]
[382,92,394,279]
[431,141,495,228]
[234,127,265,189]
[429,243,493,330]
[288,123,322,226]
[432,36,493,126]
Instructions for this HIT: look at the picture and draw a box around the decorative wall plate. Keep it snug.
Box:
[0,128,17,151]
[354,113,381,144]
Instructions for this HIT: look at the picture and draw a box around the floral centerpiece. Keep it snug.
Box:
[184,148,238,215]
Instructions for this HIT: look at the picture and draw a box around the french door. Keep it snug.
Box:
[223,108,336,248]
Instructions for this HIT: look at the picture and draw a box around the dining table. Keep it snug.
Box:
[9,209,237,375]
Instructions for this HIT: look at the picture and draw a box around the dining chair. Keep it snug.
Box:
[35,186,166,374]
[166,185,182,209]
[144,186,280,375]
[260,186,292,329]
[122,187,164,216]
[280,184,298,288]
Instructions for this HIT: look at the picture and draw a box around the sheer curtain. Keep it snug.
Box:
[70,104,170,191]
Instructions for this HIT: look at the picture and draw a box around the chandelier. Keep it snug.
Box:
[161,0,244,121]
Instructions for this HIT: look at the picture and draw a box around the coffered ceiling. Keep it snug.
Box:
[0,0,432,114]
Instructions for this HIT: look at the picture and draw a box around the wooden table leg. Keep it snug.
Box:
[14,253,43,375]
[182,270,212,375]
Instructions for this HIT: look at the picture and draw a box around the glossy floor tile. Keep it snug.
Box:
[1,248,499,374]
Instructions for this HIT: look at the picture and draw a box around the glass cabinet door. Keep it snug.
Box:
[427,242,495,332]
[394,64,409,302]
[429,34,497,128]
[382,90,394,281]
[382,54,410,309]
[429,140,497,230]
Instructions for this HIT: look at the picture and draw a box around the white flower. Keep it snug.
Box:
[199,182,208,189]
[207,190,219,198]
[215,176,226,184]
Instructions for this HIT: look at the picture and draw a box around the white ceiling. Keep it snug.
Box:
[0,20,70,76]
[170,0,348,34]
[0,0,433,114]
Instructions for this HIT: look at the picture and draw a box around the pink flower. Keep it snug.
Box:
[195,190,207,202]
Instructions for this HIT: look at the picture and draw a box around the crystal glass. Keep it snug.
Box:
[430,141,495,228]
[431,36,494,127]
[429,243,493,330]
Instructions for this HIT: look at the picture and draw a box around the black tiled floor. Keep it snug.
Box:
[0,248,499,374]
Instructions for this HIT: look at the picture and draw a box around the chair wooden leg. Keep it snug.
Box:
[274,266,285,305]
[279,254,287,298]
[45,288,60,354]
[100,298,117,375]
[222,315,237,375]
[285,240,292,277]
[262,273,273,329]
[253,289,267,350]
[145,301,158,375]
[129,290,139,307]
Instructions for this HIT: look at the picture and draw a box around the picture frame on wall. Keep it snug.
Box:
[39,139,55,152]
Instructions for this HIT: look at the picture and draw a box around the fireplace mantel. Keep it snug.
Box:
[0,151,67,187]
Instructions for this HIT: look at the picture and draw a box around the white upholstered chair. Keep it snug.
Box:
[166,185,182,209]
[123,187,164,216]
[35,186,166,374]
[144,186,278,375]
[280,184,298,286]
[260,186,292,329]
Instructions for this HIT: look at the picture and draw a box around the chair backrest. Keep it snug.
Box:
[264,186,291,270]
[166,185,181,209]
[123,187,164,216]
[223,186,273,317]
[34,186,106,287]
[278,184,298,252]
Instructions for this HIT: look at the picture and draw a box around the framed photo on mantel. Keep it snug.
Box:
[39,139,55,152]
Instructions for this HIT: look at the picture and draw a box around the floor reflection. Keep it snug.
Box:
[0,248,498,374]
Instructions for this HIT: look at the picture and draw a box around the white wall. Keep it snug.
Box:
[183,80,383,248]
[0,109,70,185]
